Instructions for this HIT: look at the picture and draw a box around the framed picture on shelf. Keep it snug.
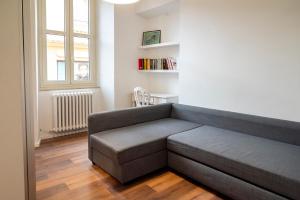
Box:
[142,30,161,46]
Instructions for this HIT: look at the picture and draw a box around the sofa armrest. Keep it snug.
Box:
[88,103,173,135]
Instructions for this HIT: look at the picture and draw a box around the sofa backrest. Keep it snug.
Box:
[171,104,300,146]
[89,103,172,135]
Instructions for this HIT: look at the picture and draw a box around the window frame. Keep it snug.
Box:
[38,0,96,90]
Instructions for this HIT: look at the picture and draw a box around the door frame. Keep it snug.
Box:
[22,0,38,199]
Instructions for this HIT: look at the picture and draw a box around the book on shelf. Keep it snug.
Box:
[138,57,177,71]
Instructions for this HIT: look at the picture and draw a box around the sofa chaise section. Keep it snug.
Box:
[91,118,201,165]
[88,104,201,183]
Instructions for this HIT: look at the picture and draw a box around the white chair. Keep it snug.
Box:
[133,87,152,107]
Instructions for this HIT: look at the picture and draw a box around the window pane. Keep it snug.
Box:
[74,62,90,81]
[73,37,90,80]
[46,0,65,31]
[57,61,66,80]
[46,35,66,81]
[73,0,89,34]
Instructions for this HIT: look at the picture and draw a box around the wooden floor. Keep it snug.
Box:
[35,134,224,200]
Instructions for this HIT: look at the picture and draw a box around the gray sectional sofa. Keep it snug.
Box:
[88,103,300,200]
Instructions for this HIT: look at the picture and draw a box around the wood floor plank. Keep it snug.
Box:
[148,173,185,193]
[178,187,205,200]
[36,183,69,200]
[35,134,225,200]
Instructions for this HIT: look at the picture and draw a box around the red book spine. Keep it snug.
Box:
[138,59,142,70]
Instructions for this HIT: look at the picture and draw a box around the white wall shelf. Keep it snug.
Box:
[138,70,179,74]
[136,0,179,19]
[140,42,179,49]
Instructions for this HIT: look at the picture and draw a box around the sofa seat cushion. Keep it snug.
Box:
[91,118,201,164]
[167,126,300,200]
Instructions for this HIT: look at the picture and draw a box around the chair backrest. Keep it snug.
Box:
[134,87,151,107]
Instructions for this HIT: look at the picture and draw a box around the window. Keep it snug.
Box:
[39,0,96,90]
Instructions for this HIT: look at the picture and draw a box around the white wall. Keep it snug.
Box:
[97,2,180,110]
[114,4,149,109]
[0,0,26,199]
[96,1,116,110]
[179,0,300,122]
[142,11,180,95]
[113,2,180,109]
[136,0,177,14]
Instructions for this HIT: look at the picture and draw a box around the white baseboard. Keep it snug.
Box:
[40,128,88,141]
[35,138,41,148]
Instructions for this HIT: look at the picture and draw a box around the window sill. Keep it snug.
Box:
[39,83,99,91]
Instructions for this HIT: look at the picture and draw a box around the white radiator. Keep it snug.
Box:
[52,91,94,133]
